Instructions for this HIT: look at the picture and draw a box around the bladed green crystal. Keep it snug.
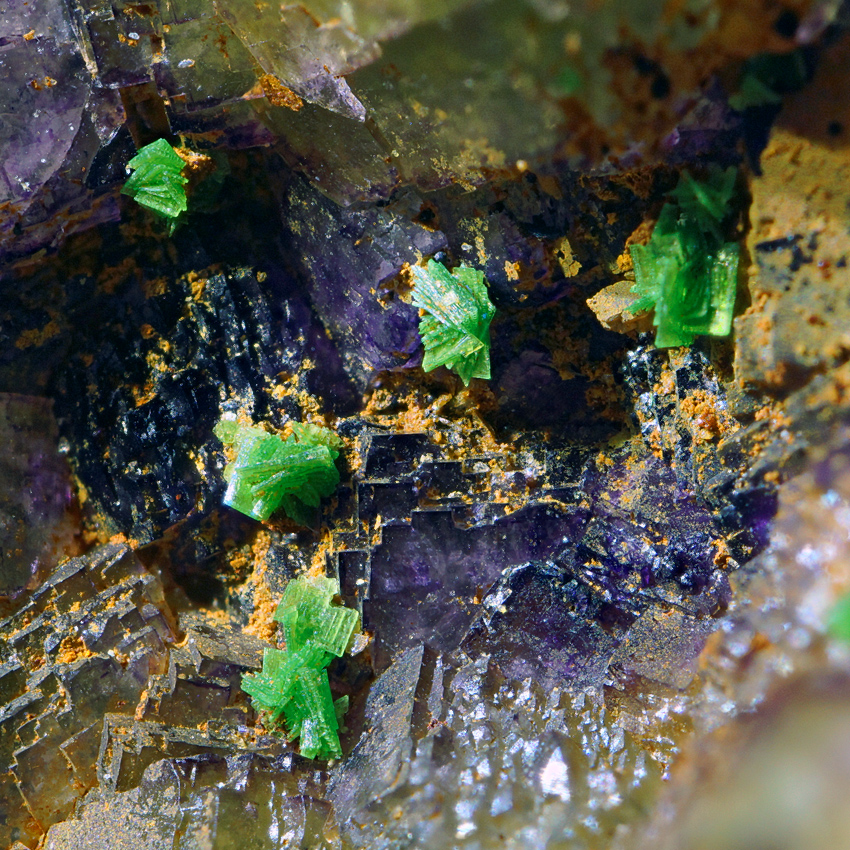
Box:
[121,138,188,234]
[410,259,496,386]
[274,574,360,656]
[630,165,740,349]
[728,49,809,111]
[214,418,341,523]
[291,666,342,760]
[241,575,360,760]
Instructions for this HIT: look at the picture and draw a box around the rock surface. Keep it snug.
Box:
[2,3,850,849]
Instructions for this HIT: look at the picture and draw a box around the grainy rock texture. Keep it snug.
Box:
[735,33,850,392]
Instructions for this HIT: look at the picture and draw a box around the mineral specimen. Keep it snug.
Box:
[0,394,76,600]
[636,413,850,850]
[411,260,496,386]
[120,139,188,232]
[241,575,360,760]
[330,643,666,850]
[0,544,177,847]
[630,166,741,348]
[43,753,340,850]
[1,3,850,850]
[215,419,343,525]
[51,258,357,544]
[0,0,120,265]
[278,175,447,387]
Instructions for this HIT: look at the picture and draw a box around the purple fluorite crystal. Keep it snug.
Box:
[462,561,621,689]
[365,503,582,669]
[280,176,446,388]
[352,423,732,689]
[460,453,732,690]
[0,2,127,263]
[0,394,76,599]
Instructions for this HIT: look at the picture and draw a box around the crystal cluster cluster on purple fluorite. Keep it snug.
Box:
[2,3,849,848]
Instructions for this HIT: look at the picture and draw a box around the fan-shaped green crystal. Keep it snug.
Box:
[410,259,496,386]
[241,575,360,760]
[214,418,342,524]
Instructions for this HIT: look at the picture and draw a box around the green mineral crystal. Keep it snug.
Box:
[827,591,850,643]
[410,259,496,386]
[630,166,740,348]
[121,139,188,233]
[241,575,360,760]
[729,49,809,111]
[214,418,343,524]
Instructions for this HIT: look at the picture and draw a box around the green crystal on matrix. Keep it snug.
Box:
[728,50,809,111]
[241,575,360,760]
[214,418,343,524]
[121,139,188,234]
[411,259,496,386]
[630,165,740,349]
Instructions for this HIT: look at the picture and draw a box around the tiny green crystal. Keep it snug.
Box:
[214,418,342,524]
[728,50,809,111]
[630,165,740,349]
[827,591,850,644]
[121,138,188,233]
[241,575,360,760]
[410,259,496,386]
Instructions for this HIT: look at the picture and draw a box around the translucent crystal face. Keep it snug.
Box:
[121,139,188,233]
[630,166,740,348]
[410,259,496,386]
[241,575,360,760]
[214,418,342,524]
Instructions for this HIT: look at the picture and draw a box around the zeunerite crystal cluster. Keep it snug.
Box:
[241,575,359,760]
[5,3,850,850]
[215,418,342,524]
[728,49,809,111]
[630,166,740,348]
[120,139,188,233]
[411,259,495,386]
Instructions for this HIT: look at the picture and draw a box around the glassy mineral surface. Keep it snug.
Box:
[1,1,850,849]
